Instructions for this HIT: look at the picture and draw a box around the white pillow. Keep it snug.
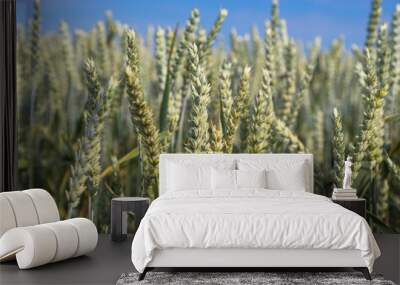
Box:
[236,169,267,189]
[212,168,236,190]
[167,163,212,191]
[265,166,306,191]
[237,159,308,191]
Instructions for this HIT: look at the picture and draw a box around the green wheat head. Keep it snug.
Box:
[353,49,380,179]
[159,9,200,132]
[223,66,251,153]
[247,67,273,153]
[388,5,400,112]
[95,22,111,79]
[378,178,390,223]
[209,123,224,153]
[124,29,161,199]
[83,60,104,189]
[332,108,345,187]
[365,0,382,50]
[30,0,41,75]
[68,139,88,217]
[185,43,211,153]
[369,24,390,173]
[199,9,228,65]
[279,39,297,123]
[60,21,79,88]
[273,118,306,153]
[219,60,233,135]
[155,27,167,98]
[287,63,313,129]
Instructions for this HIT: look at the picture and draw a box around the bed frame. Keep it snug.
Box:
[139,154,371,280]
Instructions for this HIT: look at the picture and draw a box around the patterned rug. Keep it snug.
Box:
[116,271,395,285]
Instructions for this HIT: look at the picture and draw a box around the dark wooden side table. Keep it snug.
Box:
[332,198,366,218]
[111,197,150,242]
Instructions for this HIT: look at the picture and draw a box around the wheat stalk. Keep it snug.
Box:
[385,155,400,180]
[219,60,233,135]
[368,24,390,173]
[197,28,207,50]
[223,66,251,153]
[273,118,305,153]
[124,29,161,199]
[279,39,297,123]
[378,178,390,223]
[270,0,280,53]
[388,5,400,110]
[199,9,228,65]
[287,63,313,129]
[68,139,87,218]
[95,22,110,79]
[105,12,119,77]
[365,0,382,51]
[82,59,105,222]
[60,22,79,89]
[332,108,345,187]
[155,27,167,98]
[247,67,273,153]
[209,123,224,153]
[162,88,181,152]
[30,0,41,74]
[185,44,211,153]
[105,11,117,45]
[264,22,276,90]
[353,49,380,179]
[159,9,200,132]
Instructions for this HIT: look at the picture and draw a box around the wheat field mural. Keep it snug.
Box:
[17,0,400,233]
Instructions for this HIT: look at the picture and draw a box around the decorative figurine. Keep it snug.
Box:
[342,156,352,190]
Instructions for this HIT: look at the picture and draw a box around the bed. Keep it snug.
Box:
[131,154,380,280]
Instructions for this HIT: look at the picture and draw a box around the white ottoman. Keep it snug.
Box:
[0,189,98,269]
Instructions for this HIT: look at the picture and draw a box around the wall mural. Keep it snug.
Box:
[17,0,400,233]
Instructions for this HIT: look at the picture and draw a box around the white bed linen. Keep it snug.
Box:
[131,190,380,273]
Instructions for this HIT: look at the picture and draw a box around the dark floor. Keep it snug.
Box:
[0,235,134,285]
[374,234,400,284]
[0,234,398,285]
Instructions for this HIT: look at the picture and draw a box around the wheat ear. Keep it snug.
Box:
[185,44,211,153]
[209,123,224,153]
[247,67,273,153]
[365,0,382,51]
[223,66,251,153]
[219,60,233,135]
[332,108,345,187]
[124,29,161,199]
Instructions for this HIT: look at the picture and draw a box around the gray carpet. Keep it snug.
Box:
[116,272,396,285]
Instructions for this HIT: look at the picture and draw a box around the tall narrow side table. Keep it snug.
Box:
[111,197,150,242]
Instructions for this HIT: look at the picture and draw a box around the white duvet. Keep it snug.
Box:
[131,190,380,273]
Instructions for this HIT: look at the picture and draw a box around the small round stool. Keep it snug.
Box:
[111,197,150,242]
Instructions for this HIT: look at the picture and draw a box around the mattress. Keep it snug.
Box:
[131,190,380,273]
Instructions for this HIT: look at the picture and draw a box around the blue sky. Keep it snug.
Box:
[17,0,399,49]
